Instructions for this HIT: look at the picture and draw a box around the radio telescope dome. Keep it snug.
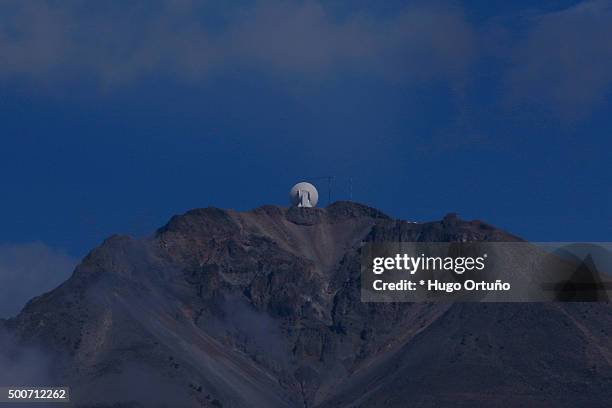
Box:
[289,182,318,208]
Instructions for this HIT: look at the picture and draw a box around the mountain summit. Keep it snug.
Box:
[3,202,612,407]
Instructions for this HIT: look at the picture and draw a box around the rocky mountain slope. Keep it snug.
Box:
[2,202,611,407]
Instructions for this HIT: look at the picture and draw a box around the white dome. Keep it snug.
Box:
[289,182,318,208]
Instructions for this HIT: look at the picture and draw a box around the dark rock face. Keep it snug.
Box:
[3,202,612,407]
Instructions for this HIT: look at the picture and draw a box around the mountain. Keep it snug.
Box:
[2,202,611,407]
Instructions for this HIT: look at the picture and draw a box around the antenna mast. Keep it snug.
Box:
[302,175,354,205]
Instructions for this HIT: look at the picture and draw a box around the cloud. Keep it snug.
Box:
[0,0,476,87]
[505,0,612,118]
[0,329,54,388]
[0,242,77,318]
[5,0,611,119]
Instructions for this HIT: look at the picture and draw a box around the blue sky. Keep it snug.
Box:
[1,0,611,315]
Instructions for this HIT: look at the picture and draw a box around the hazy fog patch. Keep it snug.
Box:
[0,242,77,318]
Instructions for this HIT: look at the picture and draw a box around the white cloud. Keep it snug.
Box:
[0,242,77,318]
[0,0,476,87]
[506,0,612,117]
[5,0,610,119]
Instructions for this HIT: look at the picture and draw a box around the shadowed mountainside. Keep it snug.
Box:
[2,202,611,407]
